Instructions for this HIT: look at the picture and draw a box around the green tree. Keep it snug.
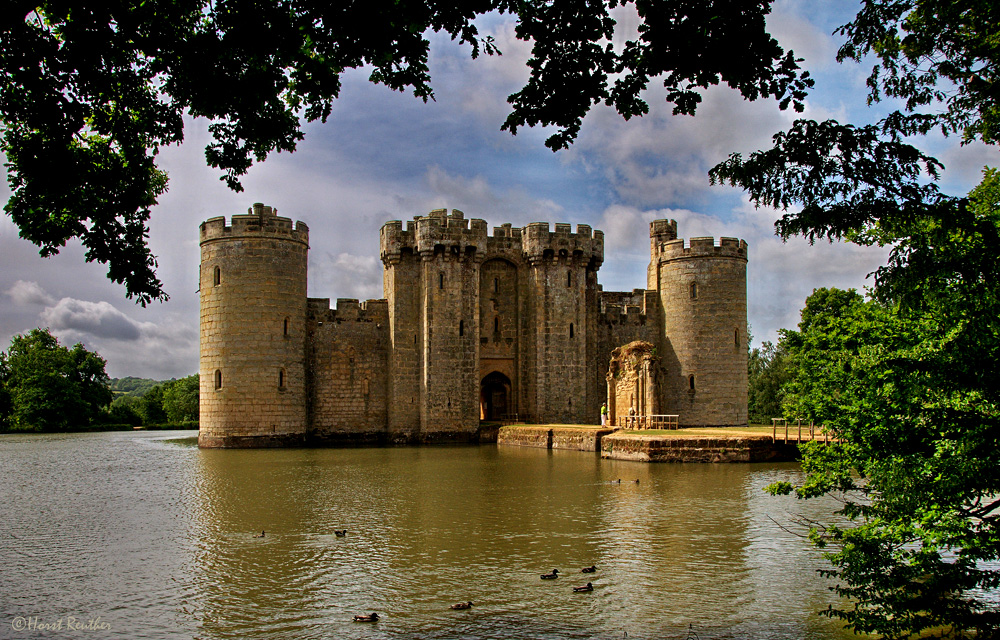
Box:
[110,376,161,397]
[1,328,113,431]
[140,383,169,425]
[747,339,790,424]
[162,374,198,424]
[1,1,810,302]
[707,3,1000,636]
[105,398,143,427]
[0,354,12,430]
[767,175,1000,637]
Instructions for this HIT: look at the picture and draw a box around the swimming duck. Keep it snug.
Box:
[335,530,347,537]
[581,565,597,573]
[574,582,594,592]
[353,612,379,622]
[253,530,265,538]
[450,601,474,610]
[540,569,559,580]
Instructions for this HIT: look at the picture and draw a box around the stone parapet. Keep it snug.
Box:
[307,298,389,324]
[522,221,604,267]
[380,209,488,263]
[497,426,614,451]
[654,237,748,263]
[200,202,309,246]
[600,433,784,462]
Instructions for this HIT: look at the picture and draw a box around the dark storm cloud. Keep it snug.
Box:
[40,297,143,341]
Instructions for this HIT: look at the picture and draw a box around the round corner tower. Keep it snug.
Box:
[199,202,309,447]
[650,225,748,427]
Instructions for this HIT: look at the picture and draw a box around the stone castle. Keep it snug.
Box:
[198,203,748,448]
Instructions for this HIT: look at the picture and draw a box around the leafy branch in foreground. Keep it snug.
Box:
[764,175,1000,637]
[712,3,1000,633]
[1,0,810,303]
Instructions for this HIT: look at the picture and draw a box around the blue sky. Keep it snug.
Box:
[1,0,995,379]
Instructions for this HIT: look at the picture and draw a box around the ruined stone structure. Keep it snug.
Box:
[199,203,748,447]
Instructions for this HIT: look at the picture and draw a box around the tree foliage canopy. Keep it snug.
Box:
[0,327,113,431]
[767,172,1000,638]
[1,0,810,303]
[747,338,789,424]
[708,1,1000,636]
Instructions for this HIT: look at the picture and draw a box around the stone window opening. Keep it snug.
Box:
[567,271,572,287]
[494,277,499,293]
[283,317,289,337]
[734,328,739,349]
[279,368,286,389]
[569,322,574,338]
[439,272,444,289]
[690,282,698,299]
[214,369,222,390]
[494,317,499,334]
[459,320,464,337]
[213,266,221,286]
[689,374,696,392]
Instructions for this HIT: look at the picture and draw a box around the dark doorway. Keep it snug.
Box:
[480,371,512,420]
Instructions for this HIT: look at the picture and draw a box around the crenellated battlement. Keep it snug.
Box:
[598,289,654,327]
[307,298,389,325]
[200,202,309,246]
[599,304,646,327]
[522,221,604,266]
[491,222,522,239]
[649,219,678,242]
[381,211,605,266]
[654,236,748,262]
[380,209,488,262]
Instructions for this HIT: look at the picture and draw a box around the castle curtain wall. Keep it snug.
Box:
[306,299,389,440]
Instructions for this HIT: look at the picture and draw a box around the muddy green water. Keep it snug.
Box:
[0,430,860,640]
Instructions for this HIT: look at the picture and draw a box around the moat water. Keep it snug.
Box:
[1,430,861,640]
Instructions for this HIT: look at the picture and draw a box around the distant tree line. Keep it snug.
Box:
[107,375,199,427]
[0,328,197,432]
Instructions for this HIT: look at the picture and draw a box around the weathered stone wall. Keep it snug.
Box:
[479,256,519,418]
[497,425,552,448]
[593,294,657,424]
[496,426,614,451]
[199,203,309,447]
[381,209,486,440]
[601,433,779,462]
[306,298,389,442]
[521,222,603,424]
[653,236,748,427]
[551,427,611,451]
[381,224,421,437]
[607,341,659,425]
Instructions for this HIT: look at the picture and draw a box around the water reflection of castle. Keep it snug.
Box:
[198,203,748,448]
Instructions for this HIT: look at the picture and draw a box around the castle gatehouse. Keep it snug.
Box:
[198,203,748,448]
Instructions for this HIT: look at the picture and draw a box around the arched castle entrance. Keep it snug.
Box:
[480,371,512,420]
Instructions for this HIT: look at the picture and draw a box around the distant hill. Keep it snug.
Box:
[110,376,173,397]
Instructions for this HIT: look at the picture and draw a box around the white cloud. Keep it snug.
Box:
[6,280,56,307]
[422,165,564,224]
[310,253,384,302]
